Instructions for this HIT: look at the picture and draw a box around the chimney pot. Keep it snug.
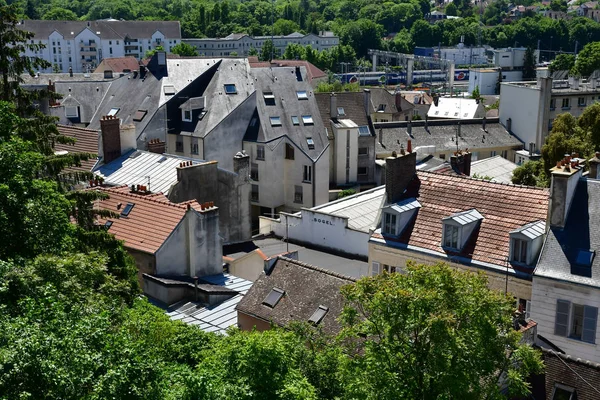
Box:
[556,161,562,168]
[187,203,191,210]
[209,201,214,207]
[407,139,412,153]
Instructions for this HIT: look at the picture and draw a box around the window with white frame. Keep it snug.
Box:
[562,98,570,108]
[256,145,265,160]
[555,299,597,343]
[383,213,397,235]
[65,106,79,118]
[383,265,399,273]
[443,224,459,249]
[303,165,312,183]
[182,109,192,122]
[175,136,184,153]
[551,384,577,400]
[511,238,528,264]
[371,261,380,276]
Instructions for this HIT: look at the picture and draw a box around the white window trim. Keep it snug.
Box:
[510,236,530,265]
[182,108,192,122]
[383,212,398,236]
[65,106,79,118]
[443,223,460,250]
[371,261,380,276]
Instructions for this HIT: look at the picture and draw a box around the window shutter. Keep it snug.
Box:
[371,262,380,276]
[582,305,598,344]
[555,300,570,337]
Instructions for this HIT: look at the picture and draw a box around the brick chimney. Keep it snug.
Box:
[395,92,404,111]
[385,145,417,204]
[450,150,472,176]
[330,92,337,119]
[147,138,166,154]
[589,152,600,179]
[100,116,121,163]
[549,156,583,228]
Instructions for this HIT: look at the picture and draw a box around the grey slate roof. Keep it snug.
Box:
[535,179,600,287]
[19,20,181,40]
[374,118,523,156]
[369,87,413,114]
[247,66,328,160]
[314,92,370,136]
[94,150,205,195]
[236,257,355,335]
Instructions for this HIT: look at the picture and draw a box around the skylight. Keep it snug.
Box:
[576,250,595,267]
[107,107,119,116]
[270,116,282,126]
[308,305,329,325]
[291,116,299,125]
[302,115,313,125]
[296,90,308,100]
[133,109,147,122]
[307,137,315,149]
[262,287,285,308]
[105,220,113,229]
[358,126,370,136]
[337,107,345,116]
[163,85,176,95]
[120,203,135,217]
[224,84,237,94]
[264,92,275,106]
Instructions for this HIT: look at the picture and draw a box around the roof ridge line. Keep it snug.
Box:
[541,347,600,370]
[98,186,190,210]
[418,170,549,191]
[277,256,357,282]
[57,124,99,133]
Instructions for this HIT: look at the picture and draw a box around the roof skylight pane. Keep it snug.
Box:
[105,220,113,229]
[264,92,276,106]
[308,305,329,325]
[302,115,313,125]
[337,107,345,116]
[576,250,595,267]
[270,116,281,126]
[307,137,315,149]
[133,109,147,122]
[296,90,308,100]
[224,84,237,94]
[262,287,285,308]
[291,116,299,125]
[107,107,119,116]
[120,203,135,217]
[358,126,370,136]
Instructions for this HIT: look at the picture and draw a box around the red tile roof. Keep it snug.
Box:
[56,125,99,172]
[92,186,203,254]
[94,57,140,73]
[372,171,549,269]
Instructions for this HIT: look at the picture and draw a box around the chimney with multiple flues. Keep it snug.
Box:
[147,138,166,154]
[450,149,472,176]
[99,115,121,164]
[385,139,417,204]
[549,154,584,228]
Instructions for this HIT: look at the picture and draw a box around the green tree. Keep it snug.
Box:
[445,2,458,16]
[550,0,568,12]
[512,160,546,186]
[259,39,280,61]
[549,53,575,74]
[522,47,537,80]
[145,45,164,58]
[339,262,544,399]
[272,18,300,36]
[42,8,79,20]
[170,42,199,56]
[542,112,591,173]
[572,41,600,77]
[338,19,383,58]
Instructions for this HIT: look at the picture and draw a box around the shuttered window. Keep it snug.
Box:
[554,300,598,344]
[371,262,380,276]
[583,305,598,344]
[554,300,570,337]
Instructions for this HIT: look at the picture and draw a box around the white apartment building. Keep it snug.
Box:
[182,31,339,57]
[499,76,600,151]
[19,20,181,73]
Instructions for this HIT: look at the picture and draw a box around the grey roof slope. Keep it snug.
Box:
[236,257,355,335]
[158,58,224,106]
[314,92,370,131]
[19,20,181,40]
[247,66,328,160]
[535,179,600,287]
[87,71,162,133]
[55,81,113,124]
[369,87,413,114]
[470,155,518,183]
[374,118,523,156]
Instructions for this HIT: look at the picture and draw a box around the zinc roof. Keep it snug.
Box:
[511,220,546,239]
[443,208,484,225]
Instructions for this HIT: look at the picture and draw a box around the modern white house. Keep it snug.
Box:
[182,31,339,57]
[19,20,181,73]
[499,76,600,151]
[530,157,600,364]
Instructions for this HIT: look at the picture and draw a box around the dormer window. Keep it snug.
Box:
[182,109,192,122]
[442,209,484,251]
[382,198,421,237]
[509,220,545,266]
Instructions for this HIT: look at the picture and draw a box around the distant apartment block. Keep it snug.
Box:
[182,31,339,57]
[19,20,181,73]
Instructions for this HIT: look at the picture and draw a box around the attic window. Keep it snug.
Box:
[133,109,147,122]
[65,106,79,118]
[291,115,300,125]
[120,203,134,217]
[358,126,370,136]
[306,137,315,149]
[551,384,576,400]
[296,90,308,100]
[104,220,113,229]
[377,104,386,112]
[182,109,192,122]
[509,220,545,266]
[224,84,237,94]
[199,110,208,120]
[163,85,176,95]
[576,250,595,267]
[270,116,281,126]
[107,107,119,116]
[442,209,483,251]
[302,115,314,125]
[308,305,329,325]
[264,92,275,106]
[337,107,345,116]
[263,287,285,308]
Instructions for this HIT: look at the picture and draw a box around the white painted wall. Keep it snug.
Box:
[261,209,369,257]
[499,83,542,146]
[531,276,600,363]
[334,127,359,184]
[469,70,499,95]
